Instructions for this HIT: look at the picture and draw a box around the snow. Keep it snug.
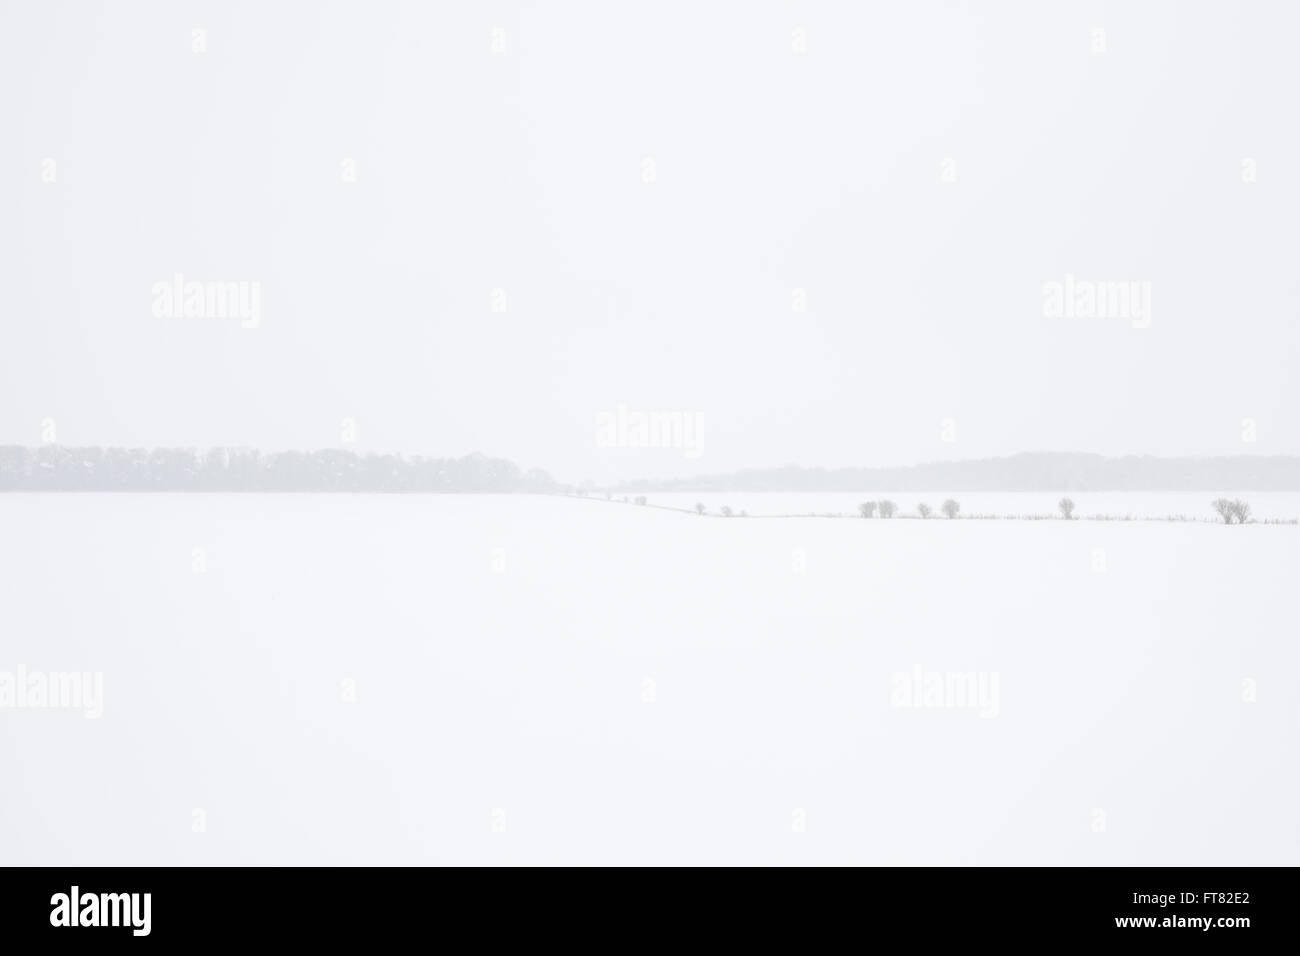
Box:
[1,492,1296,864]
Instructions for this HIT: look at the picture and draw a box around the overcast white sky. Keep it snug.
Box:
[2,1,1298,484]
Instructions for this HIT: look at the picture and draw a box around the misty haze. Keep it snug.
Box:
[1,1,1296,871]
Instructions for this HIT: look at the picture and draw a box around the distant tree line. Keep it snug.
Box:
[0,446,557,493]
[608,453,1300,493]
[607,493,1276,523]
[850,496,1255,524]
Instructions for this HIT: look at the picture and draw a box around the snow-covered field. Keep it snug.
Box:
[2,493,1296,865]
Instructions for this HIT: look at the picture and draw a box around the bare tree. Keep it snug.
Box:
[1058,497,1075,520]
[694,502,706,516]
[878,499,898,519]
[917,502,933,519]
[1212,498,1235,524]
[941,499,960,519]
[1230,499,1251,525]
[721,505,733,517]
[858,501,876,518]
[634,496,647,506]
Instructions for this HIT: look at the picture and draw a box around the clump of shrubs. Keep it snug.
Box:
[1212,498,1251,524]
